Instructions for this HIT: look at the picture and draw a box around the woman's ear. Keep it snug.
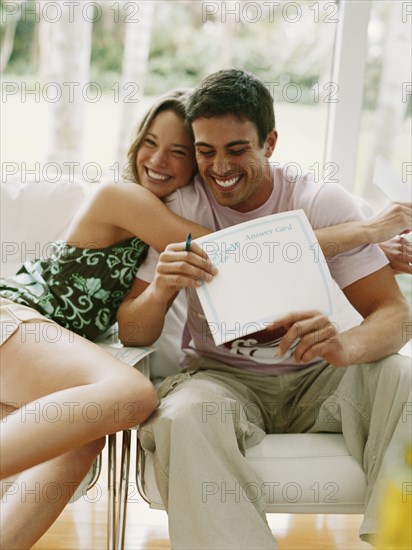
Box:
[264,130,278,157]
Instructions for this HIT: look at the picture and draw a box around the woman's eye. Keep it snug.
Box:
[173,150,187,157]
[144,138,156,146]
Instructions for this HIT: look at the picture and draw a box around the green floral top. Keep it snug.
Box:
[0,238,147,341]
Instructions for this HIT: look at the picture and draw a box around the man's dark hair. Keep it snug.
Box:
[186,69,275,147]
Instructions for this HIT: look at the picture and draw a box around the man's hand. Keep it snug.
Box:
[118,241,217,346]
[379,236,412,274]
[151,241,218,304]
[273,311,352,367]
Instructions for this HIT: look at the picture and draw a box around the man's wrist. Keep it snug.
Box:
[147,285,172,312]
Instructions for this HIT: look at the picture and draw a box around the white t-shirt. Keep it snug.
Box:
[138,169,388,375]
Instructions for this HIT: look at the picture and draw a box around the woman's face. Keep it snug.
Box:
[136,110,196,198]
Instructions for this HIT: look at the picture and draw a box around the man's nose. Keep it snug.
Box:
[211,152,231,176]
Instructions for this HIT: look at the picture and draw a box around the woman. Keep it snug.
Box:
[1,88,410,549]
[0,90,209,343]
[0,89,209,549]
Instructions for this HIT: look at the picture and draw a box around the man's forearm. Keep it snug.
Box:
[340,300,410,365]
[340,266,411,365]
[118,287,170,346]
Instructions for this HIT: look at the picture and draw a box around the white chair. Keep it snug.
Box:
[114,292,368,549]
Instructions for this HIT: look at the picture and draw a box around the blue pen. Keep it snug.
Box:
[185,233,192,252]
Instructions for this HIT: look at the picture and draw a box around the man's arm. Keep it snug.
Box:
[276,265,410,366]
[339,265,410,360]
[117,277,167,346]
[118,242,217,346]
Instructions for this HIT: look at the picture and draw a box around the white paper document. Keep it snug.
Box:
[194,210,335,346]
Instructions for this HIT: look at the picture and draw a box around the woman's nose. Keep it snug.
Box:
[150,149,168,167]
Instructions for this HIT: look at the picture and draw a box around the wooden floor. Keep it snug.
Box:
[31,439,372,550]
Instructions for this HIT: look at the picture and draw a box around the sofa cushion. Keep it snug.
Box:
[1,180,86,278]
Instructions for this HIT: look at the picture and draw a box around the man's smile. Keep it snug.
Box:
[210,174,243,190]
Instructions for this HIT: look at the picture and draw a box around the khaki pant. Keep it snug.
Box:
[139,355,411,550]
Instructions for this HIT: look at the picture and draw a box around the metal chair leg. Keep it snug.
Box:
[87,452,102,490]
[117,430,132,550]
[107,433,117,550]
[135,430,151,504]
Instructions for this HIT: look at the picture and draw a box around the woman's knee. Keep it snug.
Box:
[104,373,158,428]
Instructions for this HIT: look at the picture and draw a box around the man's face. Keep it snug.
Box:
[192,114,277,212]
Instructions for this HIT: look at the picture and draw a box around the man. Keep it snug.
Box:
[118,70,411,549]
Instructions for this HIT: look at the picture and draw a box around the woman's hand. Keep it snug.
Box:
[379,236,412,274]
[364,202,411,274]
[365,202,412,243]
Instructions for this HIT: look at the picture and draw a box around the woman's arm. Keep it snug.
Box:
[316,202,412,261]
[67,182,211,251]
[70,183,411,269]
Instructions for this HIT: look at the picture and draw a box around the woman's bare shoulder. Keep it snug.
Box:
[66,182,144,244]
[92,180,147,199]
[85,181,158,214]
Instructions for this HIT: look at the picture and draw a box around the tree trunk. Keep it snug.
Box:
[117,1,154,167]
[44,0,93,178]
[0,0,25,73]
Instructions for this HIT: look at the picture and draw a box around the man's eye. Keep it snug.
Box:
[228,149,245,156]
[197,150,214,157]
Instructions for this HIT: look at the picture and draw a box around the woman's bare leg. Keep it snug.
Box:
[0,438,105,550]
[0,321,157,478]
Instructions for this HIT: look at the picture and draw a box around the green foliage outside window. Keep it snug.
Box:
[1,0,409,113]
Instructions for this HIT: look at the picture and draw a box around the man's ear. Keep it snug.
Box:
[264,130,278,157]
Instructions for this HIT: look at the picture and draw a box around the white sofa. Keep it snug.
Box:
[1,179,370,548]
